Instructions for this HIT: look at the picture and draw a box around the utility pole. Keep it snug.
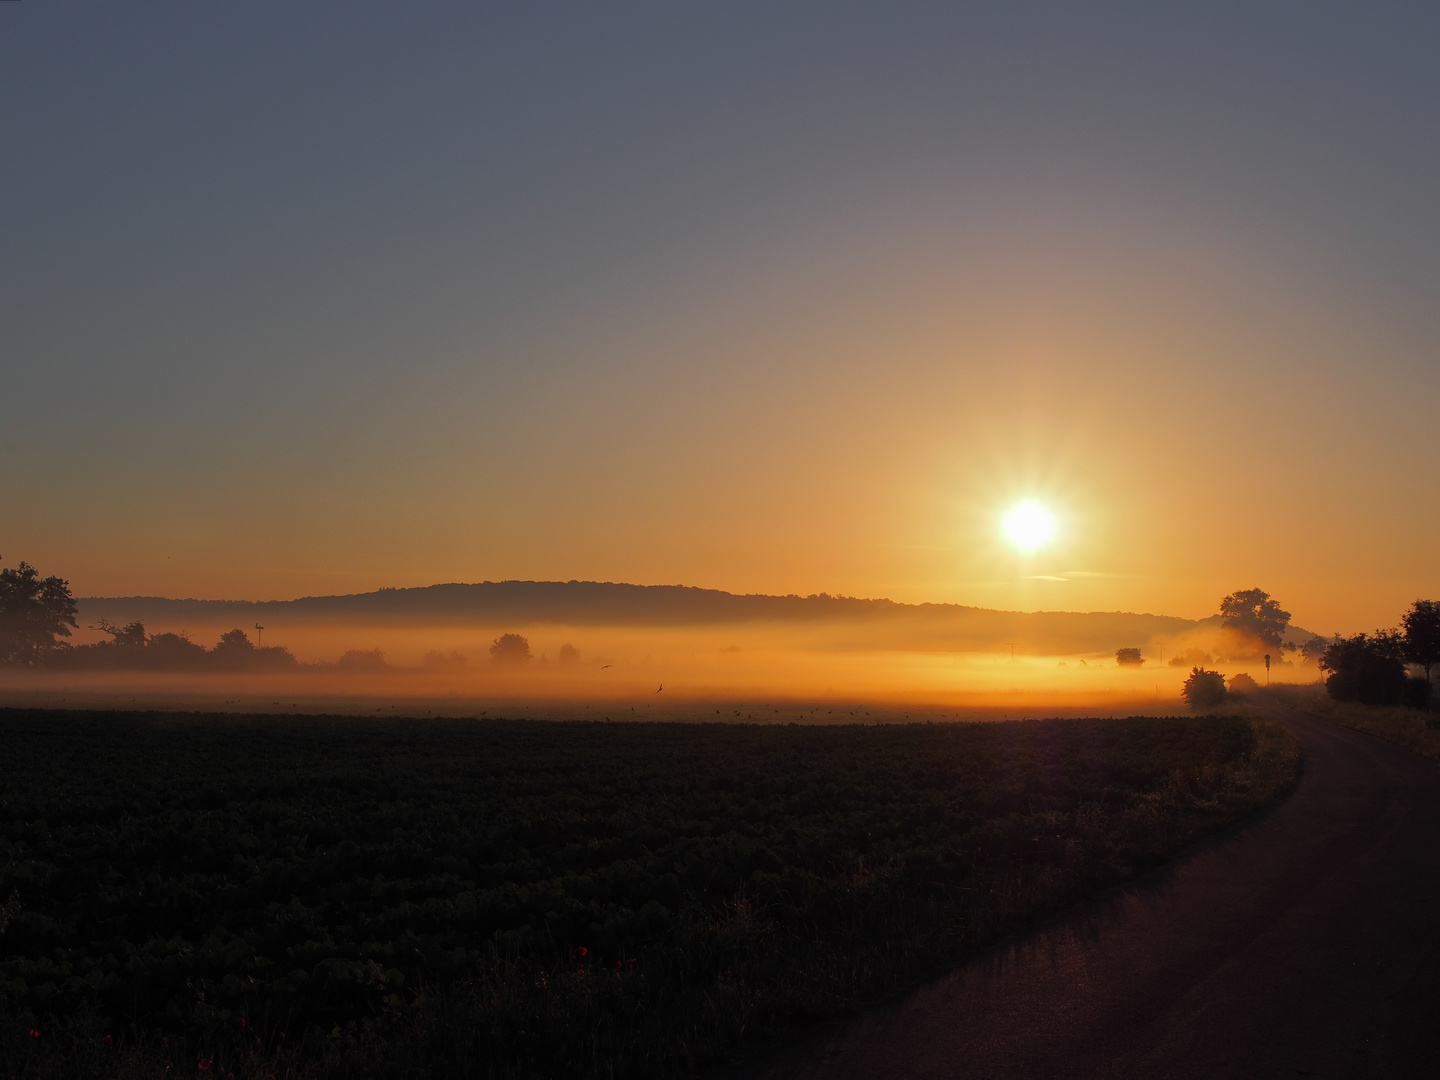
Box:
[255,624,265,649]
[1005,643,1017,661]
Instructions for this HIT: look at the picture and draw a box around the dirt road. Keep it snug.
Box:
[725,707,1440,1079]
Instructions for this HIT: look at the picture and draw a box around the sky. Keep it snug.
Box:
[2,2,1438,635]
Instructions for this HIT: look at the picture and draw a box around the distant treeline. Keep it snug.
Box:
[46,620,299,673]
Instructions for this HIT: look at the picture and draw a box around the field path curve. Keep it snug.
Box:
[721,706,1440,1079]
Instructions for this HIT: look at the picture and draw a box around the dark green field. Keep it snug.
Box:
[0,708,1297,1079]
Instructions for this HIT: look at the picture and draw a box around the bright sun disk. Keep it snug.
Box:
[1001,502,1056,553]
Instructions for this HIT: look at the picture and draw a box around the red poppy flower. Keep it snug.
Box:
[198,1058,212,1071]
[576,946,587,957]
[29,1029,39,1039]
[103,1034,113,1045]
[238,1017,246,1028]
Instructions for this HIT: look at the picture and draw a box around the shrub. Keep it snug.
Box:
[1227,672,1260,695]
[1321,633,1408,706]
[1182,667,1227,709]
[1404,676,1432,710]
[1115,647,1145,667]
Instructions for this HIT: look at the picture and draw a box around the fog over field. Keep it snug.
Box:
[0,581,1320,717]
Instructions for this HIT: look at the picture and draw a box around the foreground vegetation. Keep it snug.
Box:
[0,708,1296,1079]
[1265,683,1440,762]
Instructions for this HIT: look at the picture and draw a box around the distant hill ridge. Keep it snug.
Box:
[78,581,1211,654]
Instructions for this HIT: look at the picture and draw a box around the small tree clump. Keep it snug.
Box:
[1227,672,1260,695]
[1401,600,1440,687]
[1320,632,1409,706]
[423,650,468,671]
[338,648,387,671]
[490,633,532,664]
[1182,667,1227,709]
[1115,647,1145,667]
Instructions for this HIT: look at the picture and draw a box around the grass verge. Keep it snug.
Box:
[1263,683,1440,763]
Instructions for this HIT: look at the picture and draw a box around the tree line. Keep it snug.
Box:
[0,558,571,673]
[1180,588,1439,710]
[0,559,295,671]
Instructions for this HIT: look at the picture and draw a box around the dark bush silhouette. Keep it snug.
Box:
[1320,632,1409,705]
[423,649,468,671]
[1402,600,1440,687]
[48,621,281,672]
[338,648,387,671]
[1182,667,1227,709]
[0,558,77,665]
[1115,647,1144,667]
[559,642,581,664]
[1227,672,1260,695]
[1404,676,1432,709]
[489,632,532,664]
[145,630,208,668]
[92,615,148,649]
[210,628,299,672]
[1219,588,1291,651]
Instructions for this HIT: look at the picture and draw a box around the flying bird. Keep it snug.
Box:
[601,664,612,669]
[655,684,663,693]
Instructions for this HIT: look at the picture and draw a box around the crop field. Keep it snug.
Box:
[0,708,1297,1079]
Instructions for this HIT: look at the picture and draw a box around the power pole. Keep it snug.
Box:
[255,624,265,649]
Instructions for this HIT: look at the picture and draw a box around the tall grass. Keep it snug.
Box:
[1263,682,1440,762]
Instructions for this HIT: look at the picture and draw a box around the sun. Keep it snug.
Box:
[1001,501,1056,554]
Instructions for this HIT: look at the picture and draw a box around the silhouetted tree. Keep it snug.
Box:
[92,616,148,649]
[1182,667,1227,709]
[558,642,580,665]
[1115,647,1144,666]
[1402,600,1440,686]
[1320,632,1408,705]
[1299,635,1328,667]
[210,628,257,671]
[215,628,255,653]
[1219,588,1291,650]
[489,633,532,664]
[0,558,78,665]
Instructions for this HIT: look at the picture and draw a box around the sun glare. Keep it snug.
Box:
[1001,501,1056,554]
